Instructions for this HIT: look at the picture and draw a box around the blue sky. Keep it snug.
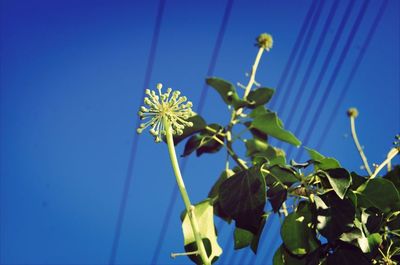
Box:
[1,0,399,264]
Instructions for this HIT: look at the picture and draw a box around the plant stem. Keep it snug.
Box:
[370,148,399,179]
[349,116,373,175]
[243,47,264,100]
[163,119,211,265]
[212,135,248,170]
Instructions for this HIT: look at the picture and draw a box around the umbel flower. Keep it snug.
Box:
[137,83,194,142]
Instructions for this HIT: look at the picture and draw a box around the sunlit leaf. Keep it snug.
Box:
[181,199,222,264]
[281,201,320,255]
[246,87,275,108]
[251,112,301,146]
[206,77,246,110]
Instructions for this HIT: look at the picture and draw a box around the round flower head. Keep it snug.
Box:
[256,33,273,51]
[137,83,194,142]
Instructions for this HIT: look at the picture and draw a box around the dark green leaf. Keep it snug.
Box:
[327,242,370,265]
[267,184,287,213]
[250,213,268,254]
[182,134,202,157]
[383,165,400,190]
[208,169,234,199]
[281,201,320,255]
[305,147,341,170]
[314,193,355,241]
[325,168,351,199]
[356,178,400,214]
[172,114,207,145]
[181,200,222,264]
[206,77,246,110]
[262,165,299,187]
[218,166,266,234]
[246,87,275,108]
[357,233,382,253]
[361,207,383,234]
[350,172,367,190]
[234,227,253,250]
[273,245,307,265]
[251,112,301,146]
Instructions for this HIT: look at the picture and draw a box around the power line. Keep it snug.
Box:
[294,0,370,161]
[276,0,339,149]
[316,0,388,150]
[274,0,325,117]
[284,0,356,157]
[150,1,234,263]
[108,0,166,264]
[269,0,318,110]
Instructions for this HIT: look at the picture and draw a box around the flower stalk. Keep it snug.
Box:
[163,118,211,265]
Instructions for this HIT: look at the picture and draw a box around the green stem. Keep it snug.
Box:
[163,118,211,265]
[370,147,399,179]
[243,47,264,100]
[350,116,373,175]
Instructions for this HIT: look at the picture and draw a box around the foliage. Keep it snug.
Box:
[153,34,400,264]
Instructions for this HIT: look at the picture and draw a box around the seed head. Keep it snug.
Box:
[137,83,194,142]
[347,108,359,118]
[256,33,273,51]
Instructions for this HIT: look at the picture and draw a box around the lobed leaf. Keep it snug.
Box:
[251,112,301,146]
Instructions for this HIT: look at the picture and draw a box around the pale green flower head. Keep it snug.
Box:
[137,83,194,142]
[256,33,273,51]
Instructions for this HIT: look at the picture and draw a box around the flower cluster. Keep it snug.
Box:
[256,33,273,51]
[137,83,194,142]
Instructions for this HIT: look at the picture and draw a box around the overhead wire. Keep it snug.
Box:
[108,0,166,264]
[150,0,234,264]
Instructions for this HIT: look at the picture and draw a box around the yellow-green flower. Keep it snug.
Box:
[137,83,194,142]
[256,33,273,51]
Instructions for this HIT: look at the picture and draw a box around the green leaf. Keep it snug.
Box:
[234,227,253,250]
[181,200,222,264]
[361,207,383,234]
[206,77,246,110]
[305,147,325,161]
[172,114,207,145]
[383,165,400,190]
[281,201,320,255]
[357,233,382,253]
[262,165,298,212]
[356,178,400,214]
[246,87,275,108]
[314,192,355,241]
[182,124,224,157]
[327,242,370,265]
[325,168,351,199]
[251,112,301,146]
[208,169,234,199]
[218,166,266,234]
[305,147,341,170]
[273,245,307,265]
[245,138,269,157]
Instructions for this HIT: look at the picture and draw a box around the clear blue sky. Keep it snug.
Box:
[1,0,399,264]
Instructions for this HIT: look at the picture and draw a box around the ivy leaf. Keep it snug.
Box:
[324,168,351,199]
[356,178,400,214]
[383,165,400,190]
[181,199,222,264]
[357,233,382,253]
[245,138,269,157]
[305,147,341,170]
[208,169,235,199]
[206,77,246,110]
[361,207,383,234]
[263,165,298,212]
[218,166,266,234]
[246,87,275,108]
[182,124,224,157]
[251,112,301,146]
[172,114,207,145]
[273,244,307,265]
[314,193,355,241]
[326,242,370,265]
[281,201,320,255]
[234,227,253,250]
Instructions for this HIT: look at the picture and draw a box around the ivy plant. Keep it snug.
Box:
[137,33,400,265]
